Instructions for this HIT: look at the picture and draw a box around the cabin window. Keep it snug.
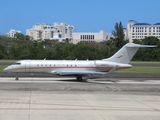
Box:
[37,64,39,66]
[45,64,47,66]
[41,64,43,66]
[50,64,51,66]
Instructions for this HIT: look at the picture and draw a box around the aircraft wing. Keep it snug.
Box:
[60,71,107,75]
[59,66,118,76]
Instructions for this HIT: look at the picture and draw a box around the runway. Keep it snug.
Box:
[0,77,160,120]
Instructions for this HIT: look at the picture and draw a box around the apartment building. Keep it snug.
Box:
[72,30,111,44]
[124,20,160,42]
[6,29,21,38]
[26,22,74,41]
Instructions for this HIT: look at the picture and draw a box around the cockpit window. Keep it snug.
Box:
[13,63,21,65]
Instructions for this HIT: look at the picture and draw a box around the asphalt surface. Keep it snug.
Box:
[1,72,160,80]
[0,78,160,95]
[0,77,160,120]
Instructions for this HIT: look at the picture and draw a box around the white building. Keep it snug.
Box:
[72,31,111,44]
[26,22,74,41]
[6,29,21,38]
[124,20,160,42]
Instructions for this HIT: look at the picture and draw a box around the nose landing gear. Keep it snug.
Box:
[15,73,19,80]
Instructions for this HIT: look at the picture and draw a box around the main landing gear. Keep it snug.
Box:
[15,73,19,80]
[76,76,83,81]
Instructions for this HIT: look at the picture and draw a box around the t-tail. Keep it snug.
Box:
[102,43,156,64]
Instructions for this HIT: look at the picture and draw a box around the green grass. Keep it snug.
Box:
[130,61,160,64]
[117,67,160,74]
[0,60,17,62]
[0,65,7,72]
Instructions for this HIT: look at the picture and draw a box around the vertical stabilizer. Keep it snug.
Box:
[102,43,156,64]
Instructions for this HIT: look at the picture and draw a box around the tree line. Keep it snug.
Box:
[0,22,160,61]
[0,35,160,61]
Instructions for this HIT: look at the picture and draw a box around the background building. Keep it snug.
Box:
[72,30,111,44]
[26,22,74,41]
[124,20,160,42]
[6,29,21,38]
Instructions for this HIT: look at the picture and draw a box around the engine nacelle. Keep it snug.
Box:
[95,60,114,71]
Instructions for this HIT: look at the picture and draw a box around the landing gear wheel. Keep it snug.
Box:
[76,76,83,81]
[15,73,19,80]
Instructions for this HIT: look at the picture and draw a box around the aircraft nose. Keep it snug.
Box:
[4,67,9,72]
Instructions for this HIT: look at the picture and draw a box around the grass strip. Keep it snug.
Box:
[0,60,17,62]
[117,67,160,74]
[130,61,160,64]
[0,65,8,72]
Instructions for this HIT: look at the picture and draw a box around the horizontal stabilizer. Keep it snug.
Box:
[125,43,156,48]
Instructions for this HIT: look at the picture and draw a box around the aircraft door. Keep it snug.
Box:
[94,60,96,68]
[25,61,30,72]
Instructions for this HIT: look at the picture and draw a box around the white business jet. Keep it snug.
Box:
[4,43,156,81]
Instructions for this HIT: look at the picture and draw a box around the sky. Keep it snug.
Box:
[0,0,160,35]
